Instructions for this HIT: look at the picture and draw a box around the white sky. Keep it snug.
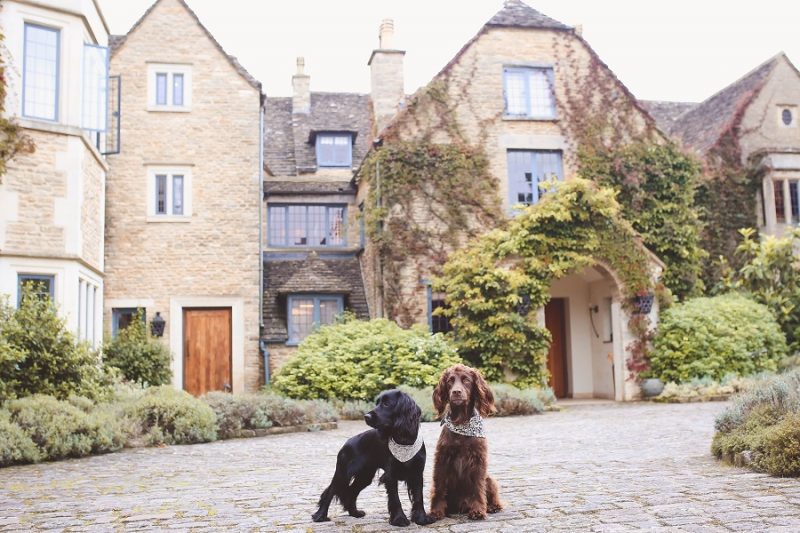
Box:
[97,0,800,103]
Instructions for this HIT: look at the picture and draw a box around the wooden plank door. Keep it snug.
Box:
[183,308,232,396]
[544,298,569,398]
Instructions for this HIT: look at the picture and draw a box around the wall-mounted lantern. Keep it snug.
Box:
[150,312,166,337]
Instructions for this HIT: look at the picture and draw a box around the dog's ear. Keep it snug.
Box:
[472,368,496,417]
[393,393,421,443]
[432,369,451,419]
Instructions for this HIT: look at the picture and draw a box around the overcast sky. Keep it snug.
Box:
[97,0,800,103]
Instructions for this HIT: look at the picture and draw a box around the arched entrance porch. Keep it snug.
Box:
[542,265,629,401]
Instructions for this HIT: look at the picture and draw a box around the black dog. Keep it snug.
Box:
[311,389,434,527]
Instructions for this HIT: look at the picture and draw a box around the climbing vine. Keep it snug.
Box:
[360,81,502,325]
[434,179,655,386]
[0,30,35,180]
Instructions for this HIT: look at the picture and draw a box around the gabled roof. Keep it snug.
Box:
[262,254,369,341]
[638,100,697,134]
[110,0,261,92]
[486,0,571,31]
[264,93,373,176]
[667,54,787,154]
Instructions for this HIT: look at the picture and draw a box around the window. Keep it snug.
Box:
[503,67,556,118]
[775,180,786,223]
[781,108,795,127]
[112,307,146,338]
[507,150,563,208]
[23,23,60,121]
[147,64,191,111]
[17,274,54,307]
[269,205,346,247]
[82,43,109,132]
[772,179,800,225]
[428,290,453,334]
[147,168,191,218]
[316,133,352,167]
[287,295,344,344]
[77,279,99,345]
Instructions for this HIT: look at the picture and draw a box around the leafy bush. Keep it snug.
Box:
[650,293,787,383]
[103,311,172,387]
[0,291,111,401]
[273,318,463,400]
[126,386,217,446]
[712,370,800,476]
[653,374,763,403]
[718,228,800,351]
[5,395,127,460]
[333,399,374,421]
[0,411,40,466]
[204,392,337,438]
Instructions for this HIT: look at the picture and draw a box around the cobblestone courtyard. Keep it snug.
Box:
[1,401,799,532]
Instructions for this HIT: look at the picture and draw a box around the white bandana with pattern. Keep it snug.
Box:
[388,432,424,463]
[442,410,486,438]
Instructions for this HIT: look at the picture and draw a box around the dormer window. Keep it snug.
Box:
[147,63,192,111]
[316,133,352,167]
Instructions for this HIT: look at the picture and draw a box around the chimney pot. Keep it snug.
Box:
[296,56,305,75]
[574,24,583,37]
[379,19,395,49]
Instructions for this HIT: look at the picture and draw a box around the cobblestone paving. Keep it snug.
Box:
[2,401,799,532]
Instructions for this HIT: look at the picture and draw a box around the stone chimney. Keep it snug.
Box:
[574,24,583,37]
[292,57,310,114]
[369,19,405,133]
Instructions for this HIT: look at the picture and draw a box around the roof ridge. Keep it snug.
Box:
[486,0,571,31]
[111,0,262,92]
[687,53,782,112]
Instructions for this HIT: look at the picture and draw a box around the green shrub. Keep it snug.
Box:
[712,370,800,476]
[273,318,463,400]
[0,411,41,466]
[103,311,172,387]
[650,293,787,383]
[0,291,111,401]
[6,395,126,460]
[126,386,217,446]
[718,228,800,351]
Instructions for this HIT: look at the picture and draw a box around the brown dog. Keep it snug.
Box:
[429,364,503,520]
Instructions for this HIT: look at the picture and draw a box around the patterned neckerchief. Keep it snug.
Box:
[442,409,486,438]
[388,432,424,463]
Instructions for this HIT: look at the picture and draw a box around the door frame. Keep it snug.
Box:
[170,296,245,393]
[182,306,232,395]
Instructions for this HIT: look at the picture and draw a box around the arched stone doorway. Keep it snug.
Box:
[542,265,628,401]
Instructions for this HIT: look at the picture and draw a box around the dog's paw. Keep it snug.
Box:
[348,509,366,518]
[487,502,503,514]
[428,506,445,522]
[467,509,487,520]
[311,511,330,522]
[389,514,411,527]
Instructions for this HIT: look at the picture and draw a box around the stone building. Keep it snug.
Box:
[643,53,800,240]
[352,0,662,401]
[0,0,110,348]
[104,0,263,394]
[261,57,372,373]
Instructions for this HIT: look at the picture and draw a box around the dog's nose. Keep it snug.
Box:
[364,412,373,424]
[452,390,462,397]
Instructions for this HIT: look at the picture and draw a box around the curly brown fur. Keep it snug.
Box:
[429,364,503,521]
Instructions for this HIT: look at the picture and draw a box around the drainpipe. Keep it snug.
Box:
[259,100,269,384]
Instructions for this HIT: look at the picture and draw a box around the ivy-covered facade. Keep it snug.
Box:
[354,1,664,401]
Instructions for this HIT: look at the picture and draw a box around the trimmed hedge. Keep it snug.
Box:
[126,386,217,446]
[273,318,463,400]
[650,293,787,383]
[712,369,800,476]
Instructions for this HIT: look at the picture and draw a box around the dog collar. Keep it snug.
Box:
[388,433,424,463]
[442,410,486,438]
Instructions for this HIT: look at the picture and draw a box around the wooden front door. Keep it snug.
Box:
[183,308,232,396]
[545,298,569,398]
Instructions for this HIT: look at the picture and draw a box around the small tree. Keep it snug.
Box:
[719,228,800,351]
[103,310,172,387]
[0,287,110,401]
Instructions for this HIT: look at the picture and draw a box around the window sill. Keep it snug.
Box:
[502,115,559,122]
[285,340,301,347]
[146,216,191,223]
[147,106,191,113]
